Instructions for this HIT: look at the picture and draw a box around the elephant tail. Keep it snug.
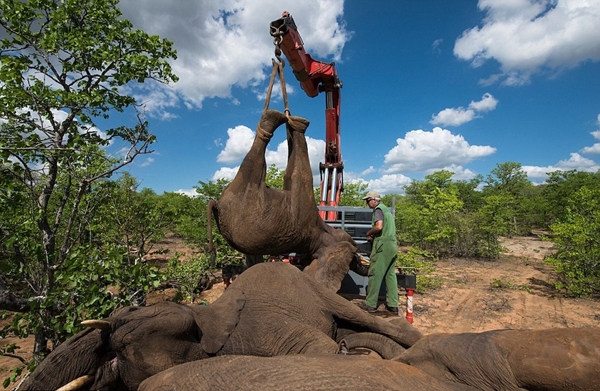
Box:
[207,200,217,265]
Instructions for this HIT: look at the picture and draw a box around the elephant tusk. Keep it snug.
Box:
[81,319,111,330]
[55,374,94,391]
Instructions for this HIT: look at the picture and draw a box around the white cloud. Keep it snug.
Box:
[216,125,255,163]
[468,93,499,112]
[213,124,326,184]
[255,82,296,104]
[430,108,476,127]
[454,0,600,85]
[212,166,239,181]
[118,0,350,118]
[580,130,600,154]
[365,174,412,195]
[556,152,600,171]
[265,137,325,177]
[359,166,376,177]
[425,164,479,181]
[524,152,600,179]
[432,38,443,53]
[430,93,498,126]
[383,127,497,173]
[139,157,154,167]
[175,188,198,197]
[579,116,600,154]
[122,82,180,121]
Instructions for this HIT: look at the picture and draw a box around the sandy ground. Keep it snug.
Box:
[2,234,599,387]
[412,236,599,333]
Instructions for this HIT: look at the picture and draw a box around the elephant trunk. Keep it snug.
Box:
[339,332,406,359]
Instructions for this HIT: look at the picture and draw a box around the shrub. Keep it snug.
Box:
[544,187,600,296]
[396,247,442,292]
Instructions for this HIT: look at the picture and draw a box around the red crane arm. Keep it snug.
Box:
[270,12,343,220]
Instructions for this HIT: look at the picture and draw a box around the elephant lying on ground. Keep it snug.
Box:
[207,109,358,292]
[23,262,422,391]
[396,327,600,391]
[139,354,478,391]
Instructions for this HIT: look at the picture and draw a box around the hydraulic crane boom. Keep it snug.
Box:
[270,12,343,221]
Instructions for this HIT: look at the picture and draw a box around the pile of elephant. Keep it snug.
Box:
[22,110,599,390]
[22,262,600,391]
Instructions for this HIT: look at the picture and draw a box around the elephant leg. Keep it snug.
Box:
[282,115,312,196]
[275,324,340,355]
[233,109,288,187]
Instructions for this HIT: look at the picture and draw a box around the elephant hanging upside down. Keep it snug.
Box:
[208,109,359,291]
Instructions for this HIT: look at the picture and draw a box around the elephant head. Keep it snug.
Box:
[207,109,358,291]
[24,262,422,391]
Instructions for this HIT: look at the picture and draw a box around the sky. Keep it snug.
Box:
[110,0,600,196]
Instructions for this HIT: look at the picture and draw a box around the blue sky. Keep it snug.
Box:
[112,0,600,196]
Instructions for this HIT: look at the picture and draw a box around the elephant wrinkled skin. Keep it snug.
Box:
[396,327,600,391]
[207,109,358,291]
[23,262,422,391]
[139,354,478,391]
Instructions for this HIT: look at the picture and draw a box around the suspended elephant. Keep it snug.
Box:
[207,109,360,292]
[23,262,422,391]
[138,354,478,391]
[396,327,600,391]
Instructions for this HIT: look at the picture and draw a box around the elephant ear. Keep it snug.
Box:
[195,287,246,354]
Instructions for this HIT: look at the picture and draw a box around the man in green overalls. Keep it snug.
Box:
[359,191,399,315]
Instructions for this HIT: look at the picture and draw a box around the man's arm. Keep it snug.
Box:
[366,219,383,240]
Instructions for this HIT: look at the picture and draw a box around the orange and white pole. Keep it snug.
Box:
[405,288,414,324]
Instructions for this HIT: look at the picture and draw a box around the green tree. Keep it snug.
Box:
[400,171,463,255]
[545,186,600,296]
[454,175,484,212]
[0,0,177,361]
[542,170,600,225]
[266,164,285,189]
[475,194,514,258]
[421,187,463,256]
[339,180,369,206]
[404,170,455,206]
[483,162,533,236]
[484,162,531,197]
[194,178,243,266]
[92,173,175,262]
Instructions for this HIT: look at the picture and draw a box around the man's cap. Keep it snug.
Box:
[362,190,381,200]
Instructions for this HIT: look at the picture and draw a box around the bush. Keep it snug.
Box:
[544,187,600,297]
[396,247,443,292]
[162,253,214,303]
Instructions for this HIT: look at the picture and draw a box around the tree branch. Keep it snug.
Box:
[0,291,31,312]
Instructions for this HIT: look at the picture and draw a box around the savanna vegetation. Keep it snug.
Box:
[1,0,599,387]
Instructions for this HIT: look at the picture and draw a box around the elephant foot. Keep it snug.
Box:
[257,109,288,142]
[287,115,310,134]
